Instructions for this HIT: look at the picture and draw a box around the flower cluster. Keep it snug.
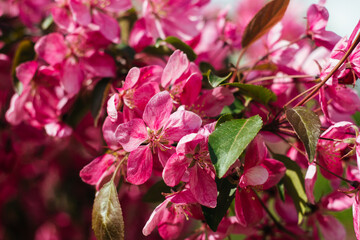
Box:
[1,0,360,239]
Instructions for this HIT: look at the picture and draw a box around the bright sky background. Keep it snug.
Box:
[212,0,360,37]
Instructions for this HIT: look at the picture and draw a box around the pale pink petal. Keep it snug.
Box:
[80,154,116,186]
[317,214,346,240]
[143,91,173,131]
[115,118,147,152]
[189,166,217,208]
[127,146,153,185]
[353,197,360,240]
[163,153,189,187]
[143,199,169,236]
[69,0,91,26]
[44,122,72,138]
[106,93,120,123]
[322,191,353,211]
[103,0,132,12]
[356,136,360,173]
[92,9,120,43]
[35,33,67,65]
[261,158,286,189]
[307,4,328,32]
[15,61,38,87]
[235,189,264,227]
[240,166,268,187]
[163,110,202,142]
[102,115,123,149]
[80,51,116,77]
[161,50,189,88]
[305,163,317,204]
[123,67,140,90]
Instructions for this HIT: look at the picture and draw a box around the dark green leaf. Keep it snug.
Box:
[143,45,172,57]
[209,115,263,178]
[277,180,285,202]
[224,83,277,105]
[164,36,197,61]
[285,106,321,162]
[207,70,233,88]
[91,78,111,126]
[142,180,171,203]
[215,114,234,129]
[241,0,290,48]
[273,154,308,223]
[199,62,216,74]
[353,111,360,126]
[92,181,125,240]
[63,93,90,128]
[202,177,237,231]
[220,98,245,115]
[11,40,35,94]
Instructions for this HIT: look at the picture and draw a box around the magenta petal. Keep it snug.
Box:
[102,115,123,149]
[35,33,67,65]
[81,52,116,77]
[69,0,91,26]
[143,91,173,131]
[353,198,360,240]
[80,154,116,186]
[161,50,189,88]
[115,118,147,152]
[321,191,354,211]
[127,146,153,185]
[163,110,202,142]
[189,166,217,208]
[44,122,72,138]
[244,135,267,170]
[133,82,159,112]
[240,166,268,187]
[92,9,120,43]
[51,7,76,32]
[235,189,264,227]
[163,154,188,187]
[104,0,132,12]
[261,158,286,190]
[16,61,38,87]
[305,163,317,204]
[123,67,140,90]
[61,57,84,95]
[317,214,346,240]
[142,199,169,236]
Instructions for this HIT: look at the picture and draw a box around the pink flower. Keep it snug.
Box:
[115,91,202,184]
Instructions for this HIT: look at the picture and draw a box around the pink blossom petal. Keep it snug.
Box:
[163,153,189,187]
[180,72,202,106]
[35,33,67,65]
[107,93,120,123]
[51,7,76,32]
[143,91,173,131]
[69,0,91,26]
[115,118,147,152]
[61,57,84,95]
[129,18,154,52]
[123,67,140,90]
[161,50,189,88]
[163,110,202,142]
[307,4,328,32]
[235,189,264,227]
[189,166,217,208]
[80,154,116,186]
[305,163,317,204]
[16,61,38,87]
[322,191,353,211]
[244,135,267,170]
[103,0,132,12]
[80,51,116,77]
[102,115,123,149]
[157,146,175,167]
[261,158,286,189]
[240,165,268,187]
[142,199,169,236]
[357,137,360,173]
[353,197,360,240]
[317,214,346,240]
[127,146,153,185]
[92,9,120,43]
[44,122,72,138]
[133,82,160,112]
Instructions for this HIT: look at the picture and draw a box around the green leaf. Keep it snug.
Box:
[215,114,234,129]
[277,180,285,202]
[199,62,216,74]
[164,36,197,61]
[273,154,308,224]
[207,70,233,88]
[202,177,237,231]
[92,181,125,240]
[285,106,321,162]
[209,115,263,178]
[220,98,245,115]
[11,40,35,94]
[41,15,54,31]
[91,78,111,126]
[241,0,290,48]
[352,111,360,126]
[142,180,171,203]
[224,83,277,105]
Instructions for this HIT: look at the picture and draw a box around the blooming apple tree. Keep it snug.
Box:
[1,0,360,239]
